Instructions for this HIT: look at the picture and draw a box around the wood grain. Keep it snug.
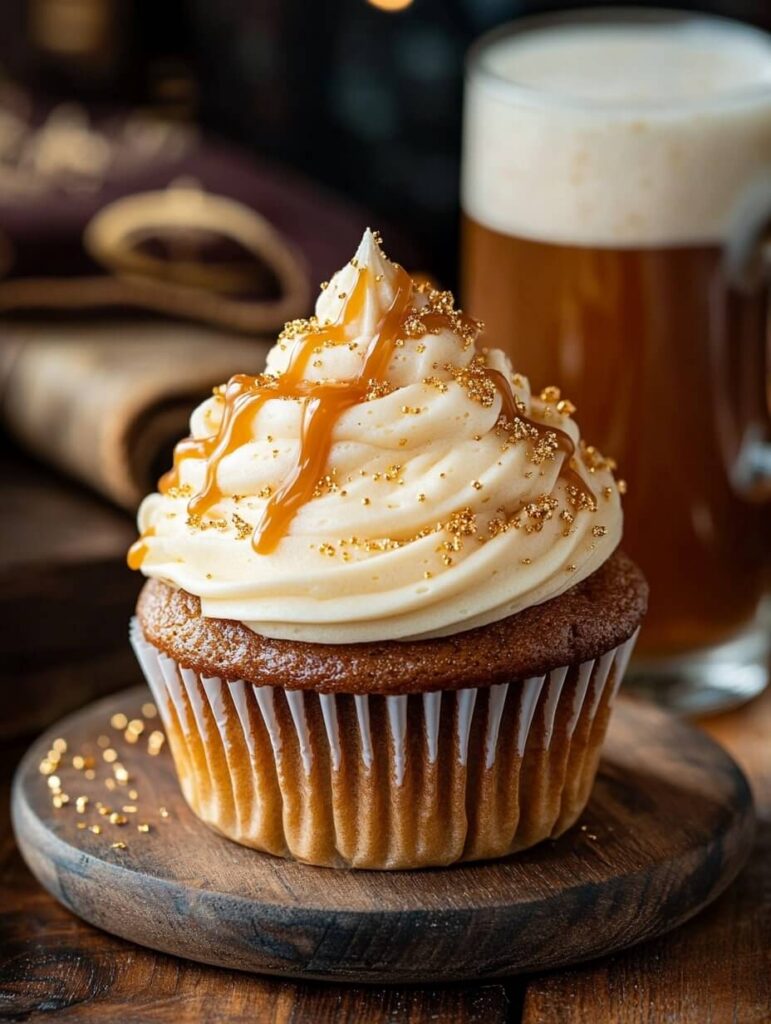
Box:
[12,688,754,985]
[522,685,771,1024]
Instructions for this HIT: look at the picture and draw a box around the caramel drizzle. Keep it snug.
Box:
[485,367,595,505]
[129,266,594,568]
[127,526,154,571]
[158,264,413,555]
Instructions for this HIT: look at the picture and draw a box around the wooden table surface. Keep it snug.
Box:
[1,448,769,1023]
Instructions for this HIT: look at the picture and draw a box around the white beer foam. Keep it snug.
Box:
[463,16,771,246]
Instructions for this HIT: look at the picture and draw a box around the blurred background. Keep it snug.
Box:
[0,0,769,737]
[0,0,769,279]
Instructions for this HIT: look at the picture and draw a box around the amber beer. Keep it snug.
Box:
[462,12,771,706]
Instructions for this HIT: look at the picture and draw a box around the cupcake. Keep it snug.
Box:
[129,229,647,869]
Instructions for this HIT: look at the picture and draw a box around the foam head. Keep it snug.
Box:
[463,13,771,246]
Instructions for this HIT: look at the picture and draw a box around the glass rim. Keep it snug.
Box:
[466,7,771,116]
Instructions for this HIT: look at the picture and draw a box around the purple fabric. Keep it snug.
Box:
[0,126,416,308]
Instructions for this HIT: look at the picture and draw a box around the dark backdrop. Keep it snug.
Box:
[0,0,769,280]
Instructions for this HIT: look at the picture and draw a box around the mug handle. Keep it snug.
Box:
[723,178,771,501]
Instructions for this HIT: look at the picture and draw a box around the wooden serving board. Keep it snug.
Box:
[12,686,755,985]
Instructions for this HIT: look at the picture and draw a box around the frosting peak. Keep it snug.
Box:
[313,227,401,339]
[131,230,623,643]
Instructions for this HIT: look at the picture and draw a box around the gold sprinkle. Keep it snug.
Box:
[39,760,56,776]
[110,713,128,730]
[137,823,151,833]
[109,813,128,826]
[540,386,561,403]
[423,571,433,579]
[603,486,613,500]
[364,379,396,401]
[417,493,426,503]
[89,825,102,835]
[129,789,139,800]
[361,497,371,506]
[165,483,193,498]
[398,438,408,447]
[565,484,598,513]
[77,821,87,830]
[556,399,576,416]
[147,730,165,753]
[110,842,127,850]
[114,766,130,784]
[447,507,477,538]
[104,778,117,791]
[592,525,608,537]
[445,357,496,408]
[313,470,340,498]
[47,776,61,792]
[97,735,111,748]
[471,480,483,490]
[159,807,169,819]
[72,755,85,770]
[102,748,118,763]
[52,738,67,754]
[122,805,138,814]
[84,769,96,780]
[566,563,577,572]
[617,479,628,495]
[142,702,158,719]
[580,442,617,474]
[76,796,89,813]
[521,558,532,565]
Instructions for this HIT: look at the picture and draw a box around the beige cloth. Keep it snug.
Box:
[0,321,269,510]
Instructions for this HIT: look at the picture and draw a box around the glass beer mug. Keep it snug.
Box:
[461,10,771,712]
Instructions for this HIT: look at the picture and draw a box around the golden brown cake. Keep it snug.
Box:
[128,229,647,868]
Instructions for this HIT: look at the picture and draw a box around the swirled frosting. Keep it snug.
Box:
[131,229,623,643]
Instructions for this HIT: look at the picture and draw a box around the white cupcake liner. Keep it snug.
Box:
[130,618,638,867]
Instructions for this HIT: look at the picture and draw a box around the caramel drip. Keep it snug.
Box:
[484,367,571,455]
[127,526,155,569]
[253,270,412,553]
[158,264,413,556]
[484,366,595,505]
